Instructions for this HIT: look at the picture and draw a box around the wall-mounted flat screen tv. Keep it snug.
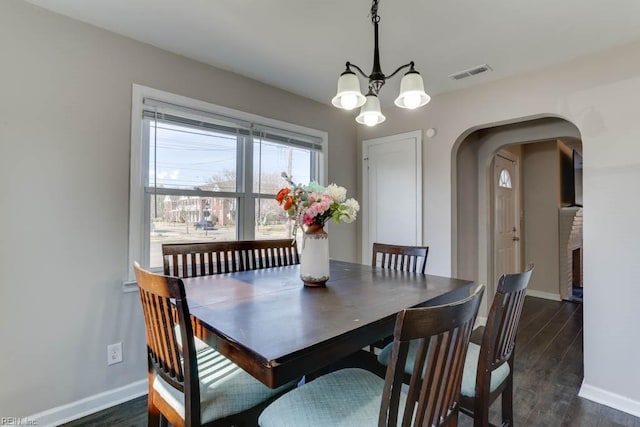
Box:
[573,150,583,207]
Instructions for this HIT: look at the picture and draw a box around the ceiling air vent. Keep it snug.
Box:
[448,64,492,80]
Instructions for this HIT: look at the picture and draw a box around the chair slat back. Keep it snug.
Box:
[162,239,299,278]
[380,285,484,427]
[134,262,201,424]
[372,242,429,274]
[482,266,533,370]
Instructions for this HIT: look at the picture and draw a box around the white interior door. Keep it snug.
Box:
[362,131,422,264]
[494,154,519,283]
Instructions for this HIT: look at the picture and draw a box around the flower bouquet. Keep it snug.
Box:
[275,172,359,286]
[275,172,359,235]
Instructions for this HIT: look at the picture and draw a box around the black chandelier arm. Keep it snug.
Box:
[347,61,414,82]
[346,62,370,79]
[385,61,415,80]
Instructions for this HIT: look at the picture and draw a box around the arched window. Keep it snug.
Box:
[498,169,512,189]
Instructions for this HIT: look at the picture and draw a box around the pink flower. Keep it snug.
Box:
[312,194,331,214]
[306,202,319,217]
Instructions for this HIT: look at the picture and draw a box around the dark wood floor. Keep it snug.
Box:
[458,297,639,427]
[62,297,640,427]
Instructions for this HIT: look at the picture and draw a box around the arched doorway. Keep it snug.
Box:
[452,116,583,313]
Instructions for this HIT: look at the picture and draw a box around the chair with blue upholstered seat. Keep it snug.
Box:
[258,285,484,427]
[376,267,533,427]
[460,267,533,427]
[134,262,293,427]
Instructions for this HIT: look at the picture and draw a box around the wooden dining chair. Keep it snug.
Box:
[369,242,430,353]
[162,239,299,278]
[371,242,429,274]
[376,268,533,427]
[459,266,533,427]
[134,262,293,427]
[258,285,484,427]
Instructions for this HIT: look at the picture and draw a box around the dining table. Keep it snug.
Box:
[182,259,474,388]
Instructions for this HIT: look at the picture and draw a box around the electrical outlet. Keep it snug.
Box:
[107,342,123,365]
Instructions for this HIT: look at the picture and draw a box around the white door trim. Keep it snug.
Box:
[361,130,423,264]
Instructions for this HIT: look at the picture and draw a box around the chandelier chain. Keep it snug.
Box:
[371,0,381,24]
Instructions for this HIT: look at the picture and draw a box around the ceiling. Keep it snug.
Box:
[23,0,640,107]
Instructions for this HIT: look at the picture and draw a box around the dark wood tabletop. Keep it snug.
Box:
[183,260,474,388]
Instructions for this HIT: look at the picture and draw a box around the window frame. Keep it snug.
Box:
[125,85,328,288]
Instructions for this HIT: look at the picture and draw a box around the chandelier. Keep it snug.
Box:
[332,0,430,126]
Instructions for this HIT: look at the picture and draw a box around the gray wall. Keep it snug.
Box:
[455,133,480,282]
[522,141,561,296]
[0,0,357,416]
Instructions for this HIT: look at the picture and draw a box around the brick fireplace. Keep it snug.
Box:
[559,207,583,300]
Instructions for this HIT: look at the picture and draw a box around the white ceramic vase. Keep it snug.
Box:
[300,224,330,287]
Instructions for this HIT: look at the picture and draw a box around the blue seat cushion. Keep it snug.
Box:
[376,339,428,374]
[460,343,510,397]
[259,368,407,427]
[154,346,294,423]
[377,341,510,397]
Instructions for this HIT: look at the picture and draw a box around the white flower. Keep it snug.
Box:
[341,198,360,223]
[325,184,347,203]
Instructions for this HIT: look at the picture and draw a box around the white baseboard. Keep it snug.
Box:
[526,289,562,301]
[579,381,640,418]
[29,379,147,426]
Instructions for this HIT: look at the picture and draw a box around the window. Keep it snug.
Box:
[127,86,326,281]
[498,168,512,189]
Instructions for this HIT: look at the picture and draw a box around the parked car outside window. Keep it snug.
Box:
[194,220,216,230]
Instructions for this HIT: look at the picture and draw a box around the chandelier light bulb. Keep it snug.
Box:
[363,113,379,127]
[402,92,422,109]
[340,93,359,110]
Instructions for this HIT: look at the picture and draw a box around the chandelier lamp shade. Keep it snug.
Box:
[331,70,367,111]
[332,0,431,126]
[355,88,385,126]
